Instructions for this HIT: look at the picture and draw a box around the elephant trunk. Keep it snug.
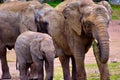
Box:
[96,24,109,64]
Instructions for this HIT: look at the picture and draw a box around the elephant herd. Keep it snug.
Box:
[0,0,112,80]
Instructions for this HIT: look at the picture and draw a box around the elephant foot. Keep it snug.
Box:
[29,77,39,80]
[29,78,39,80]
[28,74,39,80]
[2,72,11,79]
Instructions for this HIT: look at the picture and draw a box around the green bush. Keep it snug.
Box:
[47,0,62,7]
[111,4,120,20]
[47,2,61,7]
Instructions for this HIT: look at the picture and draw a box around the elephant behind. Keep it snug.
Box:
[15,31,55,80]
[0,10,37,79]
[0,1,43,79]
[35,0,112,80]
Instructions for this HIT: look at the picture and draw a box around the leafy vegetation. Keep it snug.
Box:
[47,0,62,7]
[111,4,120,20]
[47,1,61,7]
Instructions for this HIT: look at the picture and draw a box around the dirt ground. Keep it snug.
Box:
[0,20,120,79]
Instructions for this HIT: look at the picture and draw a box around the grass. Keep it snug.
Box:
[109,62,120,80]
[54,66,63,80]
[53,62,120,80]
[86,62,120,80]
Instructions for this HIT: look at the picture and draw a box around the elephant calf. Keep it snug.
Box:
[15,31,55,80]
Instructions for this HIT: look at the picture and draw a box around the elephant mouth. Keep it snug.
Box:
[95,39,100,49]
[88,32,93,38]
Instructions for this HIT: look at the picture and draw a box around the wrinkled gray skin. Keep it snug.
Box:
[35,0,112,80]
[0,1,43,79]
[0,8,40,80]
[15,31,55,80]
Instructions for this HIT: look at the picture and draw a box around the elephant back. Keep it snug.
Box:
[0,1,42,13]
[55,0,78,12]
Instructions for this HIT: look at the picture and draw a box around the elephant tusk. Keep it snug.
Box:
[95,39,98,44]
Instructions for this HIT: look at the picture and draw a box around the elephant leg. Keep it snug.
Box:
[19,63,29,80]
[32,54,44,80]
[73,43,86,80]
[98,63,110,80]
[74,53,86,80]
[28,63,39,79]
[92,41,110,80]
[71,56,77,80]
[45,57,54,80]
[59,56,70,80]
[0,46,11,79]
[36,61,44,80]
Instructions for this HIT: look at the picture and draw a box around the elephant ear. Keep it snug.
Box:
[98,1,112,20]
[63,2,82,36]
[30,38,44,59]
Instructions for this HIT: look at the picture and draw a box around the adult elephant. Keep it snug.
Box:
[35,0,112,80]
[61,0,112,80]
[0,1,42,79]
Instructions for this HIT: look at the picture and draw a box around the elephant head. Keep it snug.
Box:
[33,3,54,34]
[63,0,112,63]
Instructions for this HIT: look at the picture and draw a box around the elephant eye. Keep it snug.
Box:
[42,51,45,55]
[64,15,67,19]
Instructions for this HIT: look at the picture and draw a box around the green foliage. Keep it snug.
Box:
[47,2,61,7]
[47,0,62,7]
[111,4,120,10]
[111,4,120,20]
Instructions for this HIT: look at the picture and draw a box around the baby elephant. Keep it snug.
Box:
[15,31,55,80]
